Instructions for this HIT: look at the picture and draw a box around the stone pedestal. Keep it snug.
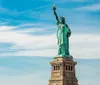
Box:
[48,57,78,85]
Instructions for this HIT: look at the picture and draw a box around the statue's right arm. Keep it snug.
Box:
[53,10,59,22]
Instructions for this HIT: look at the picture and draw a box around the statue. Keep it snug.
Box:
[53,5,72,57]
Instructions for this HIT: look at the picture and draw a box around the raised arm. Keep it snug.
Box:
[53,5,59,22]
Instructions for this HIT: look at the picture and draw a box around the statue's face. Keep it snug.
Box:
[60,17,65,23]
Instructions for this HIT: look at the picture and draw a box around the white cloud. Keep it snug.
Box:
[0,27,100,59]
[76,3,100,11]
[15,26,56,33]
[0,26,16,31]
[0,25,100,59]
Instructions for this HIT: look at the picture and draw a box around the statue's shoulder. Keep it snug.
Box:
[56,21,60,25]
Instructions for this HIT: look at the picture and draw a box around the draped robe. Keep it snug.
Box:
[57,22,71,56]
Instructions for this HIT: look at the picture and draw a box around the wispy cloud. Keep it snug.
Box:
[76,3,100,11]
[0,24,100,58]
[0,26,16,31]
[0,6,20,15]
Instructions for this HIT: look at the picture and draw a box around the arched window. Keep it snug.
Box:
[68,66,70,70]
[53,65,60,70]
[54,66,56,70]
[56,65,58,70]
[66,65,68,70]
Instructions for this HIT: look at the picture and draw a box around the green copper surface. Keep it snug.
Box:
[53,5,71,57]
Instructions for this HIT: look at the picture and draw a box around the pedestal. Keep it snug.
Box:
[48,56,78,85]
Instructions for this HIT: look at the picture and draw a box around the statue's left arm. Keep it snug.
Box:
[66,24,71,37]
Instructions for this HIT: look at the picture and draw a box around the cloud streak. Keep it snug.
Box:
[0,26,16,31]
[0,24,100,59]
[76,3,100,11]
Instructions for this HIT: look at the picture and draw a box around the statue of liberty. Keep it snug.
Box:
[53,5,72,57]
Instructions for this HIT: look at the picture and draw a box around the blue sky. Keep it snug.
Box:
[0,0,100,85]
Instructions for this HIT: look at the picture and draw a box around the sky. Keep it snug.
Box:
[0,0,100,85]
